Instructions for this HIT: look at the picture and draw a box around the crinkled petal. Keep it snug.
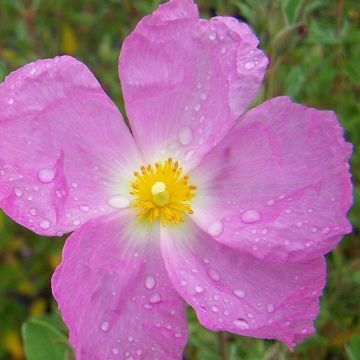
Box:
[161,221,326,347]
[52,213,187,360]
[192,97,352,261]
[119,0,268,170]
[0,56,142,236]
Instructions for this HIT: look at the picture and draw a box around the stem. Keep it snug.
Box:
[218,331,228,360]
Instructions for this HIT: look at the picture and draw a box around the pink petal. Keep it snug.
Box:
[192,97,352,261]
[52,213,187,359]
[161,221,326,347]
[0,56,141,236]
[119,0,268,170]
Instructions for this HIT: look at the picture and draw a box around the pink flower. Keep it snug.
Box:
[0,0,352,358]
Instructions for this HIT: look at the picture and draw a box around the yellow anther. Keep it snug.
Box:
[129,159,197,226]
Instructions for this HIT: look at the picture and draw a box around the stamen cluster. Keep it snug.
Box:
[130,158,197,225]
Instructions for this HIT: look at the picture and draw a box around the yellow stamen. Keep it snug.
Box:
[130,158,197,225]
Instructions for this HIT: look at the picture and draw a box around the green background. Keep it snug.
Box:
[0,0,359,359]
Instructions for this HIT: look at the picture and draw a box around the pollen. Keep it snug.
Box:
[130,157,197,225]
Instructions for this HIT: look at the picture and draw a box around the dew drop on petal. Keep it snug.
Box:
[194,104,201,112]
[322,227,330,234]
[209,33,216,40]
[234,289,245,298]
[234,318,249,329]
[112,348,119,355]
[242,210,262,224]
[80,205,90,212]
[149,293,162,304]
[244,61,255,69]
[107,195,130,209]
[30,208,37,216]
[178,127,193,146]
[8,98,14,105]
[39,219,50,230]
[38,168,56,183]
[144,275,156,290]
[14,188,23,197]
[208,268,220,282]
[101,321,109,331]
[267,304,274,313]
[184,150,195,162]
[195,285,204,293]
[207,220,224,237]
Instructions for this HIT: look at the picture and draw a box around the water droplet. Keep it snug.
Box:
[194,104,201,112]
[209,33,216,40]
[112,348,119,355]
[242,210,262,224]
[267,304,274,313]
[184,150,195,162]
[8,98,14,105]
[178,127,193,146]
[208,268,220,282]
[211,305,219,313]
[244,61,255,69]
[80,205,90,212]
[128,336,134,342]
[195,285,204,293]
[149,293,162,304]
[234,318,249,329]
[207,220,224,237]
[14,188,23,197]
[38,168,56,183]
[30,208,37,216]
[174,333,183,338]
[101,321,109,331]
[108,195,130,209]
[200,93,207,100]
[145,275,156,290]
[72,219,81,226]
[136,349,142,355]
[234,289,245,298]
[39,219,50,230]
[30,68,36,75]
[221,47,227,54]
[322,227,330,234]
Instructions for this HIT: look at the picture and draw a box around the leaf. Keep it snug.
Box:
[346,335,360,360]
[283,0,304,23]
[22,317,71,360]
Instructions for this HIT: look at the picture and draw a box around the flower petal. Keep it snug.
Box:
[0,56,141,236]
[52,213,187,360]
[119,0,268,170]
[192,97,352,261]
[161,221,326,347]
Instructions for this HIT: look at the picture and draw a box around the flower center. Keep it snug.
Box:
[130,158,196,225]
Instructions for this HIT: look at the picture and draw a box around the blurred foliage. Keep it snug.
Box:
[0,0,359,359]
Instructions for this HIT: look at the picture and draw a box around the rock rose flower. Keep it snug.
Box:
[0,0,352,359]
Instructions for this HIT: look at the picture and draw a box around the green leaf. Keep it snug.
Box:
[283,0,304,23]
[346,335,360,360]
[22,317,71,360]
